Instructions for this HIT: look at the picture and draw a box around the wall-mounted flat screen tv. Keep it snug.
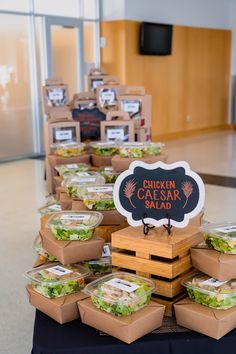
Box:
[139,22,172,55]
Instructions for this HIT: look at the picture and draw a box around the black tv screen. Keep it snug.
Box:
[140,22,172,55]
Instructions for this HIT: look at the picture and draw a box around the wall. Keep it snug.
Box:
[125,0,230,29]
[101,0,231,29]
[101,20,231,139]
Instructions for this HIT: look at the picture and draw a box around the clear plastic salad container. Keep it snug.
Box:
[82,258,112,276]
[77,184,115,211]
[118,142,146,158]
[118,142,165,158]
[47,211,103,241]
[90,142,119,157]
[55,163,90,176]
[38,202,62,216]
[202,223,236,254]
[182,272,236,310]
[25,263,89,298]
[51,141,86,157]
[98,167,119,183]
[33,235,57,262]
[144,142,165,156]
[83,272,155,316]
[62,172,105,198]
[82,243,112,275]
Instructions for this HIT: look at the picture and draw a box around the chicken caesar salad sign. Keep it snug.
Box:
[113,161,205,228]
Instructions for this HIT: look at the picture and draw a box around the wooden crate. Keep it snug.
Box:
[111,225,202,314]
[94,223,128,242]
[152,293,187,317]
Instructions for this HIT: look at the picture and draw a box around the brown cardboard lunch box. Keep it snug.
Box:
[40,228,105,265]
[191,246,236,281]
[26,285,88,324]
[174,297,236,339]
[111,153,168,172]
[78,298,165,344]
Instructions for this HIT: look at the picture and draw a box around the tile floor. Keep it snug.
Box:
[0,130,236,354]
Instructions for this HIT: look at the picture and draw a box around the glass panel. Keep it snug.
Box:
[34,0,80,17]
[84,22,96,90]
[0,14,34,159]
[0,0,29,12]
[51,25,79,96]
[83,0,98,19]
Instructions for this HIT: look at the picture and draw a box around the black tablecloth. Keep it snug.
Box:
[32,310,236,354]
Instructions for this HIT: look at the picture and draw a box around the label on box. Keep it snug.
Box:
[123,101,140,114]
[215,225,236,234]
[47,204,61,211]
[105,278,141,293]
[67,164,79,169]
[55,130,72,141]
[87,186,113,193]
[47,266,72,276]
[96,142,115,146]
[76,177,96,183]
[92,79,103,89]
[201,278,228,287]
[101,91,115,101]
[102,245,111,257]
[60,214,90,221]
[123,142,143,147]
[60,141,76,147]
[107,128,124,140]
[104,167,113,172]
[49,89,63,101]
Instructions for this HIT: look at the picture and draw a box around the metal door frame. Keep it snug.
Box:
[44,16,84,92]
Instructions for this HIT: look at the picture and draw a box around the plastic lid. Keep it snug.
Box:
[182,272,236,296]
[90,141,117,148]
[38,202,61,216]
[47,211,103,231]
[84,272,155,304]
[62,172,105,187]
[77,184,114,201]
[99,166,119,175]
[51,141,85,149]
[55,163,90,176]
[202,222,236,240]
[120,142,145,148]
[25,263,89,286]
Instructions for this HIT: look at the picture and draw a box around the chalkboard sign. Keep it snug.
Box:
[113,161,205,228]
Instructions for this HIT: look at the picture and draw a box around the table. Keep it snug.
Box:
[32,310,236,354]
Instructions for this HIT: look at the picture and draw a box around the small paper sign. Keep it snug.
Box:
[49,89,64,101]
[55,130,72,141]
[123,101,140,114]
[107,128,124,140]
[113,161,205,228]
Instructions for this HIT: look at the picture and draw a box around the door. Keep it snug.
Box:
[45,17,84,95]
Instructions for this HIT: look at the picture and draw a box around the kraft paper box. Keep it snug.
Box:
[111,153,168,172]
[91,154,112,167]
[78,298,165,344]
[48,154,90,169]
[56,186,66,200]
[40,228,105,265]
[71,201,126,226]
[53,176,63,188]
[60,193,86,211]
[26,285,88,324]
[174,298,236,339]
[191,246,236,281]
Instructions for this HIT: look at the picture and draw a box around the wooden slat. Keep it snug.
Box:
[112,225,202,258]
[112,252,191,278]
[152,293,187,317]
